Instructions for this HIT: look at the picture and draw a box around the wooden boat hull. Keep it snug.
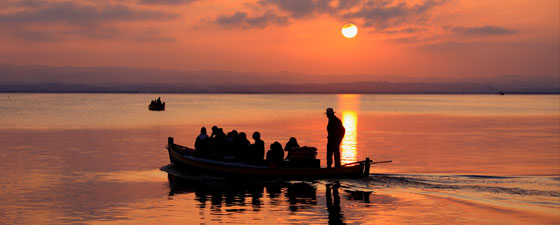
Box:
[149,103,165,111]
[167,137,369,179]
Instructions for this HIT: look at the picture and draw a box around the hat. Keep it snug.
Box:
[325,108,335,114]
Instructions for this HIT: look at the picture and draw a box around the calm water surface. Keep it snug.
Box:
[0,94,558,224]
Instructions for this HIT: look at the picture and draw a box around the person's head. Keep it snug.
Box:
[218,128,224,135]
[231,130,238,137]
[200,127,207,135]
[271,141,282,151]
[239,132,247,140]
[252,131,260,140]
[325,108,336,118]
[211,126,218,132]
[289,137,298,145]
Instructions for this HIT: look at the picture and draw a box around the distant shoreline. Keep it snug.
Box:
[1,82,558,95]
[1,91,558,94]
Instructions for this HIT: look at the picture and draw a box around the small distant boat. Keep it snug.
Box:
[149,98,165,111]
[498,91,505,95]
[166,137,389,179]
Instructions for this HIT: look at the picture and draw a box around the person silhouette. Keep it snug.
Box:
[251,132,265,161]
[284,137,300,152]
[266,141,284,166]
[245,131,264,164]
[195,127,209,157]
[325,108,345,168]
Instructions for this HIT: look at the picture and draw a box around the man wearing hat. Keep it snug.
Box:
[325,108,345,168]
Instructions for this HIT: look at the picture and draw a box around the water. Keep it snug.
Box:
[0,94,559,224]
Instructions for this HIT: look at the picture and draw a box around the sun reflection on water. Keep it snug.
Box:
[341,111,358,165]
[338,94,360,165]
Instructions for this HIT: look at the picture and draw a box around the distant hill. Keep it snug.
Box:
[0,64,558,94]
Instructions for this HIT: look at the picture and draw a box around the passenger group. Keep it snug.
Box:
[194,125,296,166]
[192,108,344,168]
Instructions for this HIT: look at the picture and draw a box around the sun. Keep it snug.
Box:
[341,23,358,38]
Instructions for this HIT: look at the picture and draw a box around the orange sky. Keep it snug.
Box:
[0,0,558,80]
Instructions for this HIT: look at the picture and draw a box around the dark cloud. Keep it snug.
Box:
[383,26,427,34]
[211,0,360,28]
[343,0,448,29]
[0,2,176,27]
[447,25,517,36]
[259,0,361,18]
[260,0,327,18]
[213,0,447,30]
[138,0,198,5]
[1,0,47,7]
[215,11,289,28]
[0,1,178,41]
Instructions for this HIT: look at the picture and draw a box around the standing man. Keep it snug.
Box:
[325,108,345,168]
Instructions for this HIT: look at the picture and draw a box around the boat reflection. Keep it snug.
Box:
[167,174,317,213]
[341,111,358,165]
[167,174,379,224]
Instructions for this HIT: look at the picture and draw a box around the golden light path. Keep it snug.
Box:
[341,111,358,165]
[338,94,360,165]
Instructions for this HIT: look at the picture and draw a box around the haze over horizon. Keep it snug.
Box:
[0,0,558,86]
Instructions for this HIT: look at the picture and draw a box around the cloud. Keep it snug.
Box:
[0,1,178,41]
[447,25,517,36]
[214,11,289,28]
[383,26,427,34]
[259,0,362,18]
[212,0,447,30]
[1,0,48,7]
[343,0,448,29]
[259,0,328,19]
[138,0,198,5]
[0,1,176,27]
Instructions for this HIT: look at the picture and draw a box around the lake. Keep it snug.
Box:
[0,94,558,224]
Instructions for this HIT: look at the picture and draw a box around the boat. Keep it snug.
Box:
[149,98,165,111]
[166,137,385,179]
[149,103,165,111]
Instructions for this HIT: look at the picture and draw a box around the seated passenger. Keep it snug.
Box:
[210,125,219,138]
[236,132,250,161]
[284,137,300,158]
[224,130,239,159]
[195,127,210,157]
[210,128,226,159]
[266,141,284,166]
[246,131,265,164]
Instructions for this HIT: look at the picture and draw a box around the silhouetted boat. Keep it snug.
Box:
[166,137,375,179]
[149,98,165,111]
[149,103,165,111]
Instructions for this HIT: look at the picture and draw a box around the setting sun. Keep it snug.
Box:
[341,23,358,38]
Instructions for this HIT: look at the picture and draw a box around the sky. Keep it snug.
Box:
[0,0,558,82]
